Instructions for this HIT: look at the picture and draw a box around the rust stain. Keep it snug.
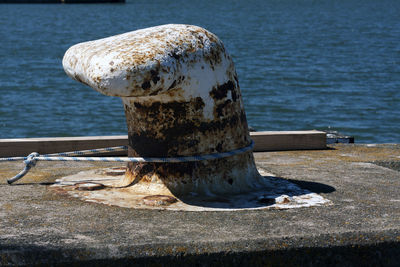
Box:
[74,182,105,191]
[103,167,127,176]
[142,195,177,206]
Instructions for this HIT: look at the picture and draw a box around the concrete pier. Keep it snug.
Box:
[1,143,399,265]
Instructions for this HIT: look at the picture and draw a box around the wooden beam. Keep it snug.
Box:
[0,131,326,157]
[251,130,326,152]
[0,136,127,157]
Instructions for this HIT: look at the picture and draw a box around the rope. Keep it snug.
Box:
[0,146,128,162]
[3,141,254,184]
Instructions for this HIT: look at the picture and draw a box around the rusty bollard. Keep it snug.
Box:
[61,24,330,211]
[60,24,331,210]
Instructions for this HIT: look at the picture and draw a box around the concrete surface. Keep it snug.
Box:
[0,144,399,266]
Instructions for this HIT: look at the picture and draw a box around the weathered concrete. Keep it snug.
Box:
[0,144,399,265]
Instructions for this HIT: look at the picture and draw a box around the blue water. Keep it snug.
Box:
[1,0,399,143]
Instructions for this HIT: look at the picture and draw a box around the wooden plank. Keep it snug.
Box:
[0,136,128,157]
[0,131,326,157]
[251,130,326,152]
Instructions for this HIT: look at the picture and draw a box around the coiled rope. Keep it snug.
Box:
[1,141,254,184]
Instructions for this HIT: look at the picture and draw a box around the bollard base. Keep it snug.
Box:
[51,167,331,211]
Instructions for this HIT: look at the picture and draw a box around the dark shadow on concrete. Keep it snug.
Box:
[325,146,337,150]
[1,241,399,266]
[175,176,335,209]
[285,178,336,194]
[87,242,400,267]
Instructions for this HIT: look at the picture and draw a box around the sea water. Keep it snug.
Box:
[0,0,399,143]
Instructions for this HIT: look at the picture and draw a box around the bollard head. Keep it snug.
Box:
[63,24,266,197]
[63,24,231,101]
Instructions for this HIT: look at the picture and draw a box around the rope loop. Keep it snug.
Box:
[7,152,40,185]
[24,152,39,168]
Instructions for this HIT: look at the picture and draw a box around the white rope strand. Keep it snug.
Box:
[0,145,128,162]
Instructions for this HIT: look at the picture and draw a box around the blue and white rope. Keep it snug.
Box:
[0,145,128,162]
[3,141,254,184]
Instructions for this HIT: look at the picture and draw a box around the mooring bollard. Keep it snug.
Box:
[58,24,331,210]
[63,24,270,197]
